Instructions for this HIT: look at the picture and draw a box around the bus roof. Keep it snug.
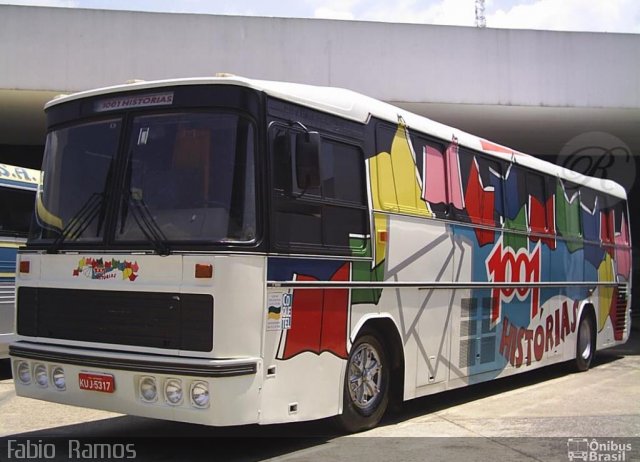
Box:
[0,163,40,191]
[46,75,627,199]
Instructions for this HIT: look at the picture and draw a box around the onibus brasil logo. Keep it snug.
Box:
[72,257,139,281]
[567,438,632,461]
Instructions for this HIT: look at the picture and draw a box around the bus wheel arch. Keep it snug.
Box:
[574,303,597,372]
[336,316,404,432]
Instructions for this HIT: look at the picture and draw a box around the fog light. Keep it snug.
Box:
[139,376,157,402]
[164,378,183,405]
[190,381,210,408]
[34,364,48,387]
[51,366,66,390]
[16,361,31,385]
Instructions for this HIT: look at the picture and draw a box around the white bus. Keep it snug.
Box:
[0,163,39,359]
[11,76,631,432]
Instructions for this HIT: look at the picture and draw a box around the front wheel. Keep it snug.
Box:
[336,333,390,433]
[574,313,595,372]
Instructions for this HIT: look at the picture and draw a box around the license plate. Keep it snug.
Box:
[79,372,115,393]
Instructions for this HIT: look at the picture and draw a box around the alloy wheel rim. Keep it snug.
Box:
[348,342,383,409]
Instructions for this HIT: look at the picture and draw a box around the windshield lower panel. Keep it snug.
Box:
[116,112,256,245]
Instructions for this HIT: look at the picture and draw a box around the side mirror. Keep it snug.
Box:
[295,131,321,190]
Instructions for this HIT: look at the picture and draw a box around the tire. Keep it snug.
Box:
[335,333,390,433]
[574,313,595,372]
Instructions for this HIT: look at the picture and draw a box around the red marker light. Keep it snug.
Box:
[19,260,30,274]
[195,264,213,279]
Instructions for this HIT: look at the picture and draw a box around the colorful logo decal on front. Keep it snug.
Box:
[72,257,139,281]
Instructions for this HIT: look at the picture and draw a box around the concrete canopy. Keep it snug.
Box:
[1,5,639,157]
[2,5,639,163]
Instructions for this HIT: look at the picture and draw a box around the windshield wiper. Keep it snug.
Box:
[47,192,105,254]
[46,157,115,254]
[120,155,171,256]
[128,193,171,256]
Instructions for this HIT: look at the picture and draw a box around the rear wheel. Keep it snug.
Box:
[574,313,595,371]
[336,333,390,433]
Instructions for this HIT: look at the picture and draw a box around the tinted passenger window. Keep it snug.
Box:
[457,149,504,227]
[412,135,448,217]
[319,141,365,204]
[372,124,430,217]
[524,170,548,234]
[271,127,368,255]
[579,187,599,242]
[504,164,527,230]
[556,179,581,238]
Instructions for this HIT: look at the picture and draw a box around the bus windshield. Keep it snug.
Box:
[31,119,121,243]
[31,111,257,248]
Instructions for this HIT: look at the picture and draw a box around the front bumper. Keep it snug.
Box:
[10,342,262,426]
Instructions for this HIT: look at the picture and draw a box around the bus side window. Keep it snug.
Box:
[412,135,449,218]
[613,201,630,245]
[612,200,630,244]
[544,175,557,238]
[579,187,599,243]
[319,139,366,205]
[504,164,528,231]
[272,130,292,196]
[525,170,548,234]
[600,194,612,246]
[372,124,399,212]
[602,194,630,246]
[556,179,582,240]
[372,124,429,217]
[457,148,503,228]
[270,126,368,255]
[295,131,321,191]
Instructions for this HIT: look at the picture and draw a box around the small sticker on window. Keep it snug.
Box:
[137,128,149,145]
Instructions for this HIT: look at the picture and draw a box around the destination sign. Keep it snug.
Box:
[94,92,174,112]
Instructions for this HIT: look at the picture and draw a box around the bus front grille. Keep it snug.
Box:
[17,287,213,352]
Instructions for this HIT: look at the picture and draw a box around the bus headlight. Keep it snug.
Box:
[190,381,210,408]
[51,366,66,390]
[34,364,48,387]
[139,376,157,402]
[164,379,183,405]
[16,361,31,385]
